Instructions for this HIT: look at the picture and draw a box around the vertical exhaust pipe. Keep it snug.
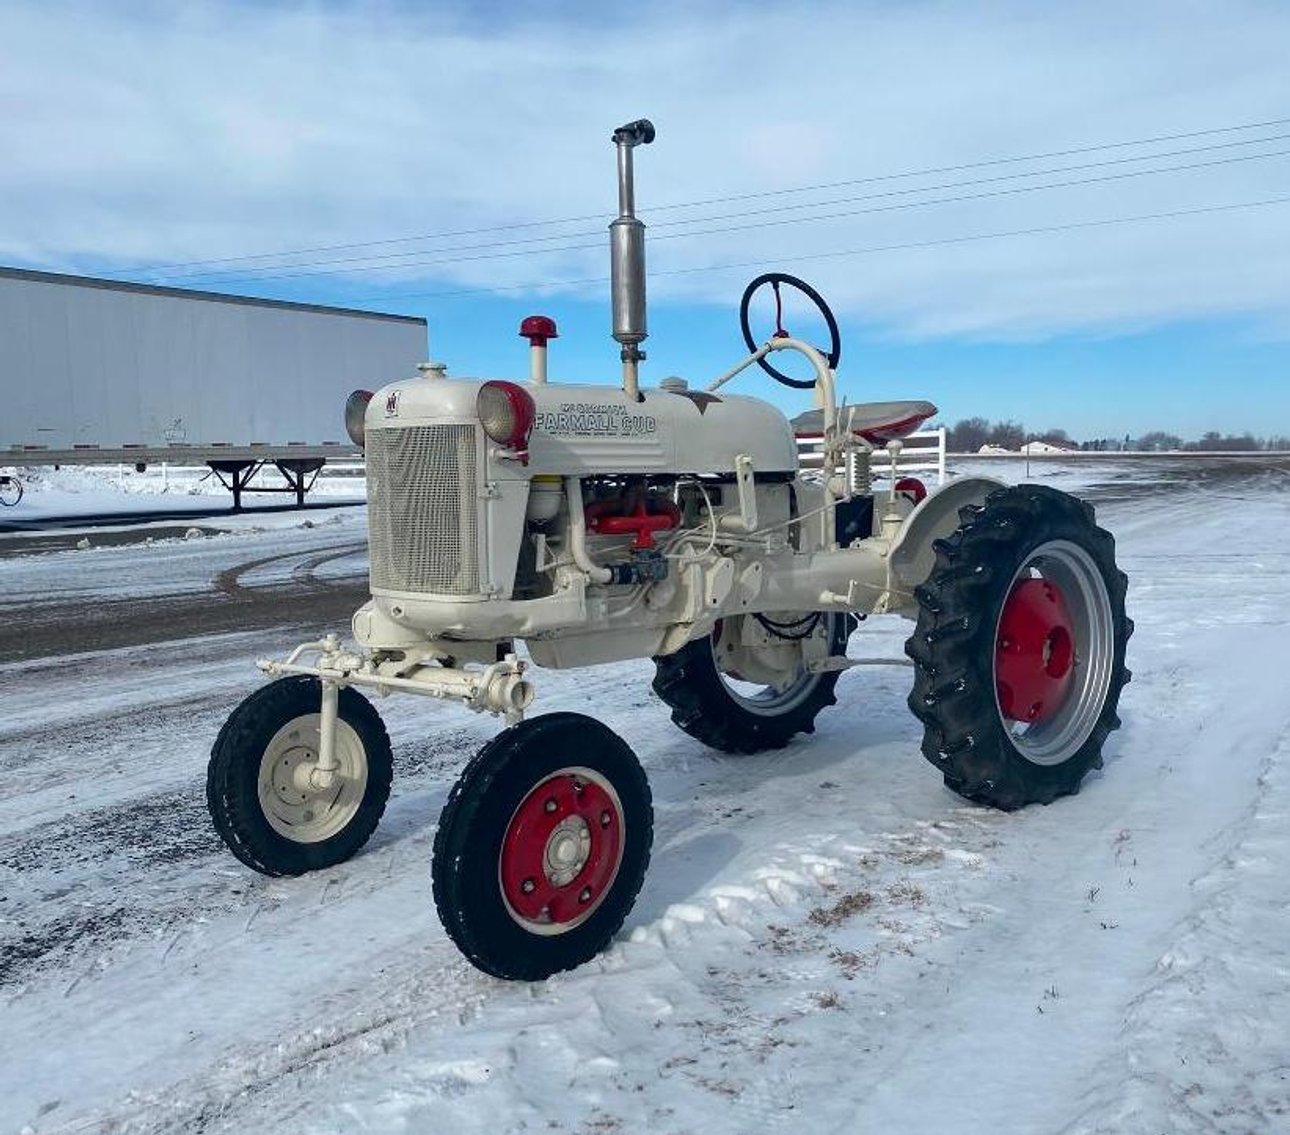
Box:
[610,118,654,401]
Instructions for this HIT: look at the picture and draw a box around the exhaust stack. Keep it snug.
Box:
[609,118,654,401]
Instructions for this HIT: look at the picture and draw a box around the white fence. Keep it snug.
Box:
[796,427,947,488]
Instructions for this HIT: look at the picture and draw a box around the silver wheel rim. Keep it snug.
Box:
[712,613,832,717]
[994,539,1115,767]
[258,713,369,842]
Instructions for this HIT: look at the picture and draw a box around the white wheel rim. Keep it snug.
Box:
[993,539,1116,767]
[257,713,369,842]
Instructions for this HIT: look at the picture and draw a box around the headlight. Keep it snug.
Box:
[344,389,373,448]
[477,381,536,453]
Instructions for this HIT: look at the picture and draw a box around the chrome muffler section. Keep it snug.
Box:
[609,118,654,399]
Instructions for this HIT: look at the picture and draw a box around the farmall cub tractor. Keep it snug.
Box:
[207,120,1132,980]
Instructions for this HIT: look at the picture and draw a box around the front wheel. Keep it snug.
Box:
[207,676,394,875]
[0,477,21,507]
[432,713,653,981]
[905,485,1132,810]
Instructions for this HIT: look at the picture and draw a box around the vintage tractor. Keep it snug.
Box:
[207,120,1131,980]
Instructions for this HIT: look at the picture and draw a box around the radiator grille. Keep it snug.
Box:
[365,424,482,595]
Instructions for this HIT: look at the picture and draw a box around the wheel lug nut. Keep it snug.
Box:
[522,878,537,894]
[600,810,611,828]
[579,886,593,903]
[544,798,558,814]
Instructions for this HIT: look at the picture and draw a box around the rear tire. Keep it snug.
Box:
[207,676,393,875]
[652,612,849,754]
[432,713,653,981]
[905,484,1132,810]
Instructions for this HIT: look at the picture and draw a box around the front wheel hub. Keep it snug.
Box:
[499,769,624,934]
[996,578,1076,724]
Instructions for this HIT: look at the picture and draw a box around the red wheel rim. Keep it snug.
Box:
[498,768,624,933]
[996,577,1076,725]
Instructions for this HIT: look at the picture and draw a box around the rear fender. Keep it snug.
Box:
[888,477,1004,592]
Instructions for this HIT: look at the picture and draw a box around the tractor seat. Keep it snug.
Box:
[791,400,937,446]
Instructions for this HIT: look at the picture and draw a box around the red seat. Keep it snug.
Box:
[791,400,937,446]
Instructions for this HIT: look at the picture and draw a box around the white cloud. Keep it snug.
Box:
[2,0,1290,339]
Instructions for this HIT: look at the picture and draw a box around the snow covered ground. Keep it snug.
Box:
[2,458,1289,1134]
[1,461,366,523]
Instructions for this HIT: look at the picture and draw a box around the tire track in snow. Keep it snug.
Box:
[1058,719,1290,1135]
[175,809,1010,1135]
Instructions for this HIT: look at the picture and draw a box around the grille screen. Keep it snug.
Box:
[365,424,481,595]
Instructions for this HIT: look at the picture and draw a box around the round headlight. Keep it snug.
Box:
[344,389,373,448]
[477,381,536,451]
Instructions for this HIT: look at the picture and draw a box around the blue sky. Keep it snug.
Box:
[2,0,1289,440]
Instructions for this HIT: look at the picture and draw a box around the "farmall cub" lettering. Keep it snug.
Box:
[535,402,657,438]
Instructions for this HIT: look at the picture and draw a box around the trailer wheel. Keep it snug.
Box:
[207,676,393,875]
[905,484,1132,810]
[432,713,652,981]
[652,612,850,754]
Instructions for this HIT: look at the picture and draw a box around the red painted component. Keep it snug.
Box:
[520,315,559,347]
[499,772,623,925]
[478,380,536,460]
[585,498,682,550]
[895,476,927,504]
[996,577,1076,724]
[857,408,937,445]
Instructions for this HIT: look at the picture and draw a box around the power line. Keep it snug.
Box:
[134,114,1290,276]
[162,147,1290,285]
[154,129,1290,283]
[647,131,1290,231]
[354,194,1290,303]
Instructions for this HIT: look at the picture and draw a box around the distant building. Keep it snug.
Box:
[1020,440,1076,455]
[977,443,1014,455]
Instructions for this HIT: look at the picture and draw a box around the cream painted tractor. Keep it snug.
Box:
[207,120,1132,980]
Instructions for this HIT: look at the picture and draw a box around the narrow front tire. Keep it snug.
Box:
[207,676,394,875]
[432,713,653,981]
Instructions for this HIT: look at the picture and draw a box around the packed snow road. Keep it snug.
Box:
[1,459,1288,1135]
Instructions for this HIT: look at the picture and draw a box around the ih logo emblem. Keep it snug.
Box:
[384,391,401,417]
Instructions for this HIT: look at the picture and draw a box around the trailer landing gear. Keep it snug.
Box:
[207,458,327,511]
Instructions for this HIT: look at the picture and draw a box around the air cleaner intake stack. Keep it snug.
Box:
[610,118,654,401]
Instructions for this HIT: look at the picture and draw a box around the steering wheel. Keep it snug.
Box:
[739,272,841,389]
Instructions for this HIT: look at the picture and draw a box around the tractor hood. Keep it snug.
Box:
[365,375,799,477]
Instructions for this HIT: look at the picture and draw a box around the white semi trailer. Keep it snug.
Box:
[0,266,428,507]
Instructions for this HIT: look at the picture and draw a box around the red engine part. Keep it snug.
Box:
[584,498,682,550]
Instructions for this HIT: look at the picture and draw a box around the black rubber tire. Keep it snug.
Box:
[905,484,1132,810]
[431,713,653,981]
[207,676,393,876]
[652,612,850,754]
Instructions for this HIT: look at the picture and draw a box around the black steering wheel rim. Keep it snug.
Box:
[739,272,841,389]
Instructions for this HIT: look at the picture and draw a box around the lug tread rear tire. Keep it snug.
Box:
[207,676,393,876]
[652,614,848,754]
[905,485,1131,810]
